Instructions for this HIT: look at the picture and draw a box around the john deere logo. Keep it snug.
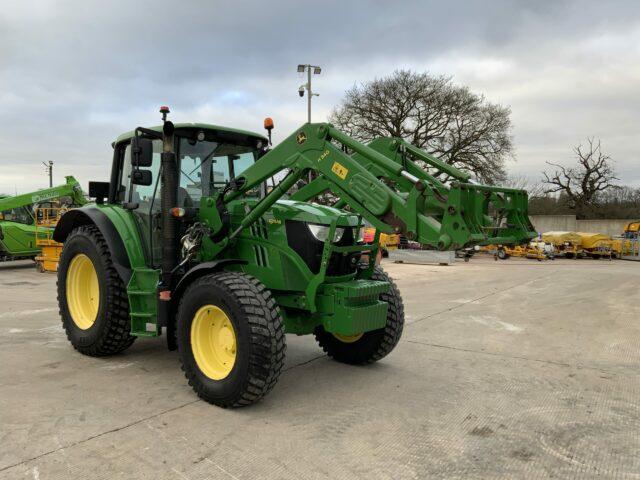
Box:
[296,132,307,144]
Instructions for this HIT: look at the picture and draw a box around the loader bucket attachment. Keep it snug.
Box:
[446,182,536,246]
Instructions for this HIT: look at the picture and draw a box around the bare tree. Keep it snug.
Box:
[503,174,545,198]
[542,138,619,218]
[330,70,513,184]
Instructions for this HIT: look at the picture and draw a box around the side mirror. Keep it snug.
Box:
[132,169,153,186]
[132,136,153,167]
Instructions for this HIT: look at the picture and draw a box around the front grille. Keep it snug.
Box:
[253,245,269,267]
[285,221,359,276]
[250,218,269,239]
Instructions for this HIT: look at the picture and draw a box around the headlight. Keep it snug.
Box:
[308,224,344,243]
[356,226,364,243]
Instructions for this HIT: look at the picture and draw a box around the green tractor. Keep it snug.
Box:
[0,176,86,261]
[54,107,534,407]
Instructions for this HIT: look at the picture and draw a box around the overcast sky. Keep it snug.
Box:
[1,0,638,194]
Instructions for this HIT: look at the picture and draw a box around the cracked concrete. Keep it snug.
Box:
[1,257,639,479]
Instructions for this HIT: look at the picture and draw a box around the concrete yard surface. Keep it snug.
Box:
[1,257,639,479]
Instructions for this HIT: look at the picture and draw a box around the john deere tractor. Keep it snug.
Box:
[54,107,534,407]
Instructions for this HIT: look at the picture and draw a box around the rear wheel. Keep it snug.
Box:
[57,225,135,356]
[177,272,286,407]
[314,266,404,364]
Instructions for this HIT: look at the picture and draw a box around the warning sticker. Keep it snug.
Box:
[331,162,349,180]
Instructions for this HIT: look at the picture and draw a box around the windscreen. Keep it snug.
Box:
[178,138,260,205]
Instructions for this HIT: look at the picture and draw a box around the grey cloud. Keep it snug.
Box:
[0,0,639,193]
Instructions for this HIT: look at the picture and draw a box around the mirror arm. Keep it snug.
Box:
[135,127,163,140]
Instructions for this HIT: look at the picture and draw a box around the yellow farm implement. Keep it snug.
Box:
[482,241,553,261]
[34,207,66,272]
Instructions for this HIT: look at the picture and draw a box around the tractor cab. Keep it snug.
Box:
[108,124,269,266]
[111,123,268,205]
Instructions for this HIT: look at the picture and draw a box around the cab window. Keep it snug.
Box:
[1,206,34,225]
[178,138,260,203]
[118,140,163,206]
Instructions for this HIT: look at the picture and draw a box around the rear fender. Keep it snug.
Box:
[54,208,132,283]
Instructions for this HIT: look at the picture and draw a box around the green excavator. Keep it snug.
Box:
[0,176,86,261]
[53,108,535,407]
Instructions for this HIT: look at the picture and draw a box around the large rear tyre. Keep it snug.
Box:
[57,225,135,356]
[314,266,404,365]
[177,272,286,408]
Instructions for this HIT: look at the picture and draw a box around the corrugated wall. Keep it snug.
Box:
[529,215,632,237]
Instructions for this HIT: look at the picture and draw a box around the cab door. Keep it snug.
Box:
[118,140,163,267]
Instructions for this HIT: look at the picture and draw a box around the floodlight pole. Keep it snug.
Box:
[298,64,321,123]
[43,161,53,187]
[307,66,312,124]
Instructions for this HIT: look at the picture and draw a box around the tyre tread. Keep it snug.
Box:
[57,225,135,356]
[179,271,286,407]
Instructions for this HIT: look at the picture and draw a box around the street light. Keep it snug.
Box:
[297,64,322,123]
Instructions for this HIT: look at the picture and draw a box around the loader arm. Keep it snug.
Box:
[218,123,531,251]
[291,135,536,246]
[224,123,531,250]
[0,176,86,212]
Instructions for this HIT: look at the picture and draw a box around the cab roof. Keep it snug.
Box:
[114,123,268,145]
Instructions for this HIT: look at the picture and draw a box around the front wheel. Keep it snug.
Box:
[314,266,405,365]
[177,272,286,408]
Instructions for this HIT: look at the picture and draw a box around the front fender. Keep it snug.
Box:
[165,259,247,350]
[172,259,248,305]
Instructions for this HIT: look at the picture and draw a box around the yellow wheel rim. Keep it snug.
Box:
[66,254,100,330]
[191,305,237,380]
[333,332,364,343]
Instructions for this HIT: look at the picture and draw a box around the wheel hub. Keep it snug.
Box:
[65,253,100,330]
[191,305,237,380]
[332,332,364,343]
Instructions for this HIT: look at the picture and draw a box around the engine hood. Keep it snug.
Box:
[269,200,359,227]
[229,199,360,227]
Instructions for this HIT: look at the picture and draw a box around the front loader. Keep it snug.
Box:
[292,136,536,248]
[54,109,534,407]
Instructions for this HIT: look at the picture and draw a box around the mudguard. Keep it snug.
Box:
[166,259,247,350]
[172,259,247,305]
[53,207,132,283]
